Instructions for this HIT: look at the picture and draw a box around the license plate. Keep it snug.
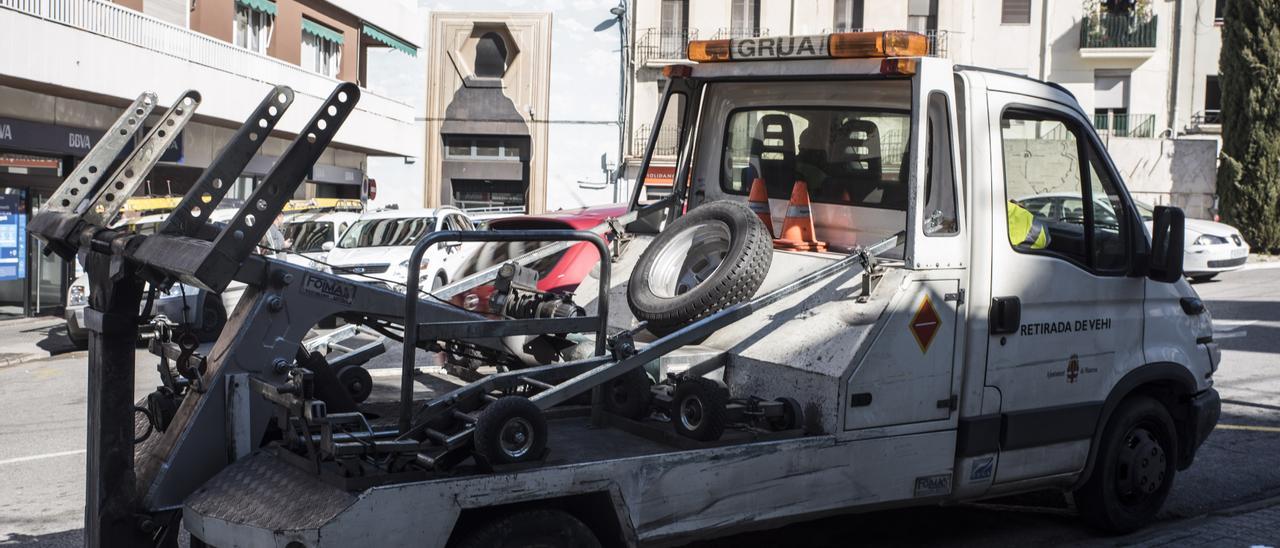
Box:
[1231,248,1247,258]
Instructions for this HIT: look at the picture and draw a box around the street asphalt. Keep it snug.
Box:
[0,266,1278,547]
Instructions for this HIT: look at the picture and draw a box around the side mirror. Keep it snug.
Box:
[321,241,335,252]
[1149,206,1185,283]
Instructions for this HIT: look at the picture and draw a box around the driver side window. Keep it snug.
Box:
[1000,109,1129,274]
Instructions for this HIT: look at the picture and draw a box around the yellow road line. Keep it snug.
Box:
[1217,424,1280,433]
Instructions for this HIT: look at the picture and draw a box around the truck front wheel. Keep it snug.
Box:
[1074,396,1178,534]
[455,509,601,548]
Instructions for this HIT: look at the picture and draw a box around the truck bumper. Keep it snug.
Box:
[1178,387,1221,470]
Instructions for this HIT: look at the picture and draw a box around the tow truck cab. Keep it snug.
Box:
[642,33,1219,490]
[180,31,1219,546]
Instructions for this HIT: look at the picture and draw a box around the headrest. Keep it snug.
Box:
[829,119,882,172]
[750,114,796,163]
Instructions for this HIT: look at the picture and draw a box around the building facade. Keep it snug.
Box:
[0,0,420,318]
[367,0,627,216]
[623,0,1225,215]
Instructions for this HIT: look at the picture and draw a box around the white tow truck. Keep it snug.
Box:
[32,32,1218,548]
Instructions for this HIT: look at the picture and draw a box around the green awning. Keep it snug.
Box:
[302,18,344,44]
[235,0,276,16]
[362,24,417,57]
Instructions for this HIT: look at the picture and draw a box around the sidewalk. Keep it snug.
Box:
[0,315,78,368]
[1124,495,1280,547]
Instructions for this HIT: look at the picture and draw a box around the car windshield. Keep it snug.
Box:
[286,221,333,253]
[338,217,435,248]
[1019,196,1121,230]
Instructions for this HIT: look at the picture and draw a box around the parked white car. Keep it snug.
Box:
[1016,193,1249,281]
[65,209,285,348]
[324,207,479,291]
[282,210,360,269]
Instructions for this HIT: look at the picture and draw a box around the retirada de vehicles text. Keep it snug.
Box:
[31,31,1218,547]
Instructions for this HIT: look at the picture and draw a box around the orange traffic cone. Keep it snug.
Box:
[773,180,827,252]
[747,177,774,237]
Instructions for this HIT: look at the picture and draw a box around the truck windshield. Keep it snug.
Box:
[286,221,334,253]
[338,217,435,248]
[721,107,911,210]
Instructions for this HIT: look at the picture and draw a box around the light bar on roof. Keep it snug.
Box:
[688,31,929,63]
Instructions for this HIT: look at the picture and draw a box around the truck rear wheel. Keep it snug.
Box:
[1074,395,1178,534]
[671,377,729,441]
[474,396,547,465]
[628,201,772,336]
[455,509,601,548]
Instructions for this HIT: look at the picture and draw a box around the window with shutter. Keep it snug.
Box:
[1002,0,1032,24]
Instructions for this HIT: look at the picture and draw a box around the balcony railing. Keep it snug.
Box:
[1192,110,1222,126]
[1093,113,1157,138]
[635,28,697,66]
[1080,13,1158,49]
[0,0,411,111]
[712,27,768,40]
[631,124,680,158]
[925,30,949,58]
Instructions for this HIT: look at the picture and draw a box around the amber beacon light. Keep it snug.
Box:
[688,31,928,63]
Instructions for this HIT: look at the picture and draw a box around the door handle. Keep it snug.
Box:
[990,296,1021,335]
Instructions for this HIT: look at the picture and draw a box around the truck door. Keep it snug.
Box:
[845,63,967,431]
[984,94,1145,483]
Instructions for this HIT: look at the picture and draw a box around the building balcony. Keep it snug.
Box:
[1189,110,1221,133]
[1093,113,1157,138]
[635,28,697,67]
[630,124,679,158]
[711,27,768,40]
[0,0,416,157]
[1079,12,1158,58]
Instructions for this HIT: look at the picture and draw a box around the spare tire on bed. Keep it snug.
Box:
[627,201,773,336]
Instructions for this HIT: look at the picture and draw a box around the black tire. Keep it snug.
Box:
[628,201,772,336]
[768,397,804,431]
[67,326,88,350]
[335,365,373,403]
[671,377,729,441]
[1074,396,1178,534]
[455,509,602,548]
[474,396,547,465]
[1189,273,1217,283]
[194,295,227,342]
[603,369,653,420]
[431,273,447,291]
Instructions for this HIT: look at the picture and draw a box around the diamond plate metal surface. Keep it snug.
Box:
[185,452,356,531]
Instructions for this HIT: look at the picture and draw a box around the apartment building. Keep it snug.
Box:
[0,0,419,318]
[624,0,1225,216]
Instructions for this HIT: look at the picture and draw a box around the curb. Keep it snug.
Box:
[0,351,71,369]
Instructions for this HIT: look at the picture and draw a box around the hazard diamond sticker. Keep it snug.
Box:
[910,295,941,353]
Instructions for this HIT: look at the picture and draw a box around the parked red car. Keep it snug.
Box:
[448,204,627,310]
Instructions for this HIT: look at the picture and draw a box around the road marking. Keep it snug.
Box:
[1217,424,1280,433]
[0,449,86,466]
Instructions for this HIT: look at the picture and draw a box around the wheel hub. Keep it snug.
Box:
[648,222,731,298]
[499,417,535,459]
[680,396,704,430]
[1116,427,1167,499]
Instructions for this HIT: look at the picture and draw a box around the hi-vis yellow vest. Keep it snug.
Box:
[1007,202,1048,249]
